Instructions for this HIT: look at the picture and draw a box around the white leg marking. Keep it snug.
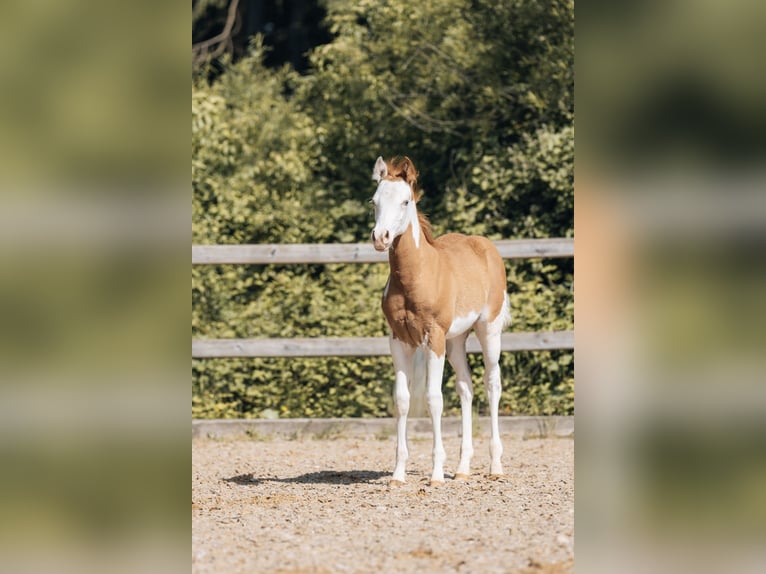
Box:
[447,335,473,478]
[425,347,447,484]
[475,312,505,476]
[390,336,415,484]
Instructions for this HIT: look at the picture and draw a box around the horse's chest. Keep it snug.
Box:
[382,290,436,347]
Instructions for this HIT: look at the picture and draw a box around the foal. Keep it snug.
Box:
[370,156,510,486]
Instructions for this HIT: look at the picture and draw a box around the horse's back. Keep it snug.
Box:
[433,233,507,319]
[434,233,505,279]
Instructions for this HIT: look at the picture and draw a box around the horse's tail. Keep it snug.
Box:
[501,291,512,330]
[408,347,428,418]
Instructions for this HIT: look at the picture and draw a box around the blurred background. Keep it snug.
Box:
[576,0,766,572]
[0,1,188,574]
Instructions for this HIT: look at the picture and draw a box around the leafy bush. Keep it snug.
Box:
[192,0,574,418]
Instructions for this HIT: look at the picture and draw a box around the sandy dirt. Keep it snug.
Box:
[192,433,573,573]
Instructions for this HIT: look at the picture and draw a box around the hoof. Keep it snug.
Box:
[454,473,470,481]
[388,479,406,487]
[429,479,445,487]
[489,473,504,481]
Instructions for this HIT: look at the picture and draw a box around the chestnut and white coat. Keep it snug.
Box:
[370,156,511,486]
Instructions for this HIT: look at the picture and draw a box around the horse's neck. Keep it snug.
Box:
[389,217,437,288]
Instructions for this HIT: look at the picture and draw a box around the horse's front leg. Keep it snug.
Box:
[389,336,415,486]
[425,333,447,485]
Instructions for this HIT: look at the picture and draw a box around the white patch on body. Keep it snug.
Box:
[446,309,480,338]
[446,294,509,340]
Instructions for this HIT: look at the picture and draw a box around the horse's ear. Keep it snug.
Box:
[399,156,418,187]
[372,156,387,182]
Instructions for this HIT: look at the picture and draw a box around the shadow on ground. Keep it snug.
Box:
[224,469,390,486]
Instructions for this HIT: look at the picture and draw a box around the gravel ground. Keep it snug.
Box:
[192,433,573,573]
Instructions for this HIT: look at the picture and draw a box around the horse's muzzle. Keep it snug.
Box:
[371,228,391,251]
[370,229,391,251]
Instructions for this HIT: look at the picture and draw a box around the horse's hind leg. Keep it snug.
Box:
[447,333,474,479]
[474,316,504,477]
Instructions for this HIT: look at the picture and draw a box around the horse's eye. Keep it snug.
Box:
[403,200,409,207]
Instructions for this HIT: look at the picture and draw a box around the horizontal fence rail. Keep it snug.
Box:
[192,238,574,357]
[192,238,574,265]
[192,331,574,358]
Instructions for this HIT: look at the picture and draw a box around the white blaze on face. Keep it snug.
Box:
[371,179,419,250]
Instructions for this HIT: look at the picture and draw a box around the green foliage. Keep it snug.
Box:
[446,124,575,239]
[192,1,574,418]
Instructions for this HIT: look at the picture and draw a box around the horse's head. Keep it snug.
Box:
[370,156,419,251]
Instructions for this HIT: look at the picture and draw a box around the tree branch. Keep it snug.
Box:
[192,0,240,66]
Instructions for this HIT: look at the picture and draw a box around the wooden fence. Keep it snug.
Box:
[192,238,574,358]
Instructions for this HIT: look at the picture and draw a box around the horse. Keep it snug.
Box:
[370,155,511,486]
